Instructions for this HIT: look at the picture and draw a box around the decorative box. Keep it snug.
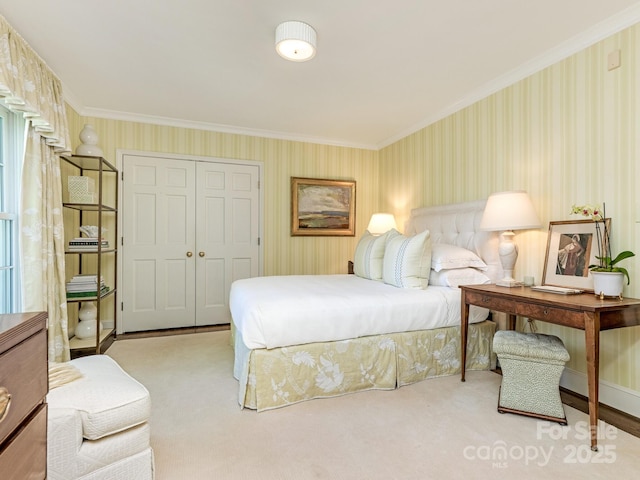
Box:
[68,176,95,203]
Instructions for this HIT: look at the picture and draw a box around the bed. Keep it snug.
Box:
[231,200,502,411]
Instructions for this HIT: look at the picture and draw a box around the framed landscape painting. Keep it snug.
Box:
[291,177,356,236]
[541,219,610,291]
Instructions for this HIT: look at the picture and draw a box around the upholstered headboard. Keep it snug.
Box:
[404,200,503,283]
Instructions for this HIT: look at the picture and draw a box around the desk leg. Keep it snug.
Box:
[584,312,600,451]
[507,313,516,331]
[461,296,469,382]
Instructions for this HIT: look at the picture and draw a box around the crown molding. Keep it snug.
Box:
[65,102,378,151]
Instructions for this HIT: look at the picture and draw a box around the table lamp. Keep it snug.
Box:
[367,213,397,236]
[480,191,541,287]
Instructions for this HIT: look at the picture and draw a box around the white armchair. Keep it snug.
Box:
[47,355,154,480]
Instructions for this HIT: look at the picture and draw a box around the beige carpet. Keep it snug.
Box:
[107,331,640,480]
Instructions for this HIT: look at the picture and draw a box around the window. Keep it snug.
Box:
[0,104,25,314]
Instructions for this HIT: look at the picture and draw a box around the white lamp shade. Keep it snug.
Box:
[480,191,541,231]
[275,21,317,62]
[367,213,397,236]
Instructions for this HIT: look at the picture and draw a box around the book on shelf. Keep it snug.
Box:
[66,274,106,293]
[68,246,111,252]
[67,284,105,292]
[67,274,103,283]
[69,237,106,240]
[68,242,109,245]
[68,238,110,250]
[68,274,102,282]
[66,285,110,299]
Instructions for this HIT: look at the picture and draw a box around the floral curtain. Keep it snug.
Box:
[0,15,72,361]
[22,130,70,361]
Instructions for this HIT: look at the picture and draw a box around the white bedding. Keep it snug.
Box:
[230,274,489,350]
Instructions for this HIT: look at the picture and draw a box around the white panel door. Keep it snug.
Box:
[122,155,196,331]
[121,154,260,332]
[195,162,260,325]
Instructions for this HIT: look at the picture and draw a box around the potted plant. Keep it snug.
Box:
[571,203,635,298]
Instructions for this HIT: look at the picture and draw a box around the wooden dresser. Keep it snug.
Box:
[0,312,48,479]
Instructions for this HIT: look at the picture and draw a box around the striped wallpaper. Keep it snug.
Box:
[379,23,640,393]
[64,111,380,278]
[64,22,639,400]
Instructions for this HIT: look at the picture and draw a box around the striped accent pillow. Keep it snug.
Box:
[353,229,399,280]
[382,230,432,288]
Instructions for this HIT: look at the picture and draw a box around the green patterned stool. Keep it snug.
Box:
[493,330,570,424]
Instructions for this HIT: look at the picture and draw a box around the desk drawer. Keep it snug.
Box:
[0,330,48,445]
[465,291,516,313]
[0,403,46,480]
[517,303,583,327]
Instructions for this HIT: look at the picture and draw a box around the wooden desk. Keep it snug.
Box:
[460,284,640,451]
[0,312,48,479]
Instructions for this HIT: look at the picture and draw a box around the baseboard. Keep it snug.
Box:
[116,324,230,340]
[560,367,640,418]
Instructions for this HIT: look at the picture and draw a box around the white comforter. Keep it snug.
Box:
[230,274,488,350]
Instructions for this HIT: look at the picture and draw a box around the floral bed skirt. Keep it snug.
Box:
[234,320,496,411]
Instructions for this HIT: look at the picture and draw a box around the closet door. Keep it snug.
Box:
[195,162,260,325]
[121,153,261,332]
[122,155,197,331]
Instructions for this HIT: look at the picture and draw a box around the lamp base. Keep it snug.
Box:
[496,231,519,288]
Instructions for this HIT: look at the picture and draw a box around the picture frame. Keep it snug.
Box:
[291,177,356,236]
[541,219,610,291]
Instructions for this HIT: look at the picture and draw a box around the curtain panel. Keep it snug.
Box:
[0,15,71,151]
[0,14,72,361]
[22,130,70,361]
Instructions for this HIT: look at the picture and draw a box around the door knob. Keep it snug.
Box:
[199,252,205,257]
[186,251,193,257]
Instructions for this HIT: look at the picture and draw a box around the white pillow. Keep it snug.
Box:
[382,230,431,289]
[430,244,488,272]
[429,268,491,287]
[353,230,397,281]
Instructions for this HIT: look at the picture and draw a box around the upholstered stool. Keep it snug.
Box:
[493,330,570,424]
[47,355,155,480]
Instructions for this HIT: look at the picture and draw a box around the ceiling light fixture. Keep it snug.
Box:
[275,21,316,62]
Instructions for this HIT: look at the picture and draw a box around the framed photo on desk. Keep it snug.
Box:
[542,219,610,292]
